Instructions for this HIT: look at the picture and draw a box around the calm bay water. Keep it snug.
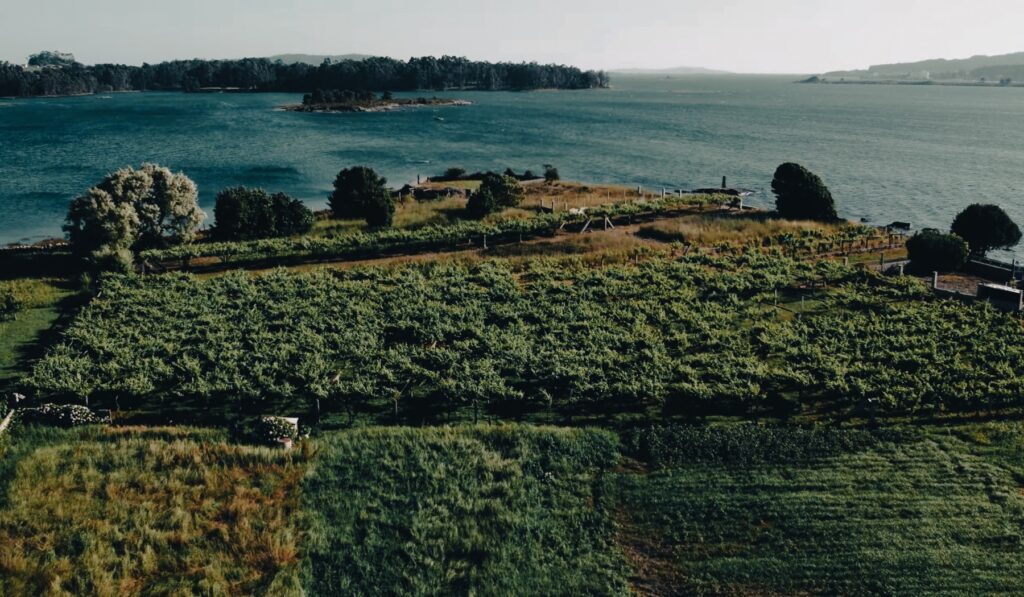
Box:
[2,75,1023,255]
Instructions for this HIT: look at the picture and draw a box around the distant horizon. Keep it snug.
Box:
[14,49,1024,78]
[3,50,799,75]
[3,0,1024,74]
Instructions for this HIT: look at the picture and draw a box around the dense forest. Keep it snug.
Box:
[0,55,609,97]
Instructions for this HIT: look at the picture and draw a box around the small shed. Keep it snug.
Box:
[977,283,1023,312]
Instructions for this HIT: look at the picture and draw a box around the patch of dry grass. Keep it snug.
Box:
[521,181,661,211]
[638,213,836,246]
[0,426,307,596]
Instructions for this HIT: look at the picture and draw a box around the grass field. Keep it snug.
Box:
[309,182,671,240]
[610,424,1024,595]
[637,213,836,246]
[3,422,1024,595]
[0,279,74,391]
[0,425,307,596]
[302,425,628,595]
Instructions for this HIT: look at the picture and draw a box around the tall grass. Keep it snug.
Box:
[638,213,835,246]
[302,424,628,596]
[0,425,307,596]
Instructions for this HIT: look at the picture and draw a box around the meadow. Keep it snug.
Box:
[302,425,627,595]
[611,424,1024,595]
[0,425,307,596]
[3,421,1024,595]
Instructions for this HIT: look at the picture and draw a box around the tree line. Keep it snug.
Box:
[0,55,609,97]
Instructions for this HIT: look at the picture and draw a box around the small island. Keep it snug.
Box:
[283,89,472,113]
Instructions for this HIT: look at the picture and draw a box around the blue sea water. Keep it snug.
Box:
[2,75,1023,256]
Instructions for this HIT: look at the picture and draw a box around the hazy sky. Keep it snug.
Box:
[3,0,1024,73]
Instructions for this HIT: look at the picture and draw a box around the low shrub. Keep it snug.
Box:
[231,415,306,446]
[17,404,104,428]
[0,287,19,321]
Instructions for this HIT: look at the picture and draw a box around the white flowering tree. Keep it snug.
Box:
[64,164,204,270]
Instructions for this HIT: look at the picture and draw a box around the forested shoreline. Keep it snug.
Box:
[0,55,609,97]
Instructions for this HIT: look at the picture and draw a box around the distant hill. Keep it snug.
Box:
[610,66,731,75]
[823,51,1024,80]
[267,53,373,66]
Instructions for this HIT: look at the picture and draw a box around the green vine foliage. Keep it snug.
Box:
[26,253,1024,421]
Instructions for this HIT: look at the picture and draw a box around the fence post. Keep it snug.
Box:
[933,271,939,290]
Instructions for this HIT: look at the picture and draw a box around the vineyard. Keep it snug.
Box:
[25,252,1024,423]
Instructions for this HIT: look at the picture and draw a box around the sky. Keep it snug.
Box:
[3,0,1024,73]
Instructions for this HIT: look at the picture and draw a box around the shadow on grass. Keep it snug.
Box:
[1,281,87,393]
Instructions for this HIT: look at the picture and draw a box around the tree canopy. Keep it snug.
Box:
[479,173,525,208]
[466,188,498,220]
[329,166,394,227]
[213,187,313,241]
[0,56,609,98]
[771,163,838,222]
[950,203,1022,255]
[64,164,204,269]
[906,229,969,272]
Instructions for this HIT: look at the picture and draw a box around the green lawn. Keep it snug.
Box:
[610,424,1024,595]
[0,279,73,390]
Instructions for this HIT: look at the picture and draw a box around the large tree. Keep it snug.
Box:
[213,187,313,240]
[270,192,315,236]
[329,166,393,226]
[465,187,498,220]
[950,203,1022,256]
[906,229,969,272]
[771,163,838,222]
[65,164,203,269]
[479,172,524,208]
